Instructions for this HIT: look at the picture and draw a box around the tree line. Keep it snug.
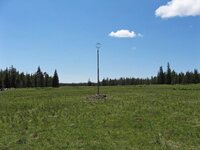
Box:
[1,63,199,88]
[0,66,59,89]
[100,63,200,86]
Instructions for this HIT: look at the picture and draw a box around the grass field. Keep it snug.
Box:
[0,85,200,150]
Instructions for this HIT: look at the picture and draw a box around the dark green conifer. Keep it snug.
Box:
[166,63,172,84]
[52,70,59,88]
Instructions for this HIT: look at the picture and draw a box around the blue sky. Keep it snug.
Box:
[0,0,200,83]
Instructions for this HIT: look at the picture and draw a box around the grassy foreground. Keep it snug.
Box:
[0,85,200,150]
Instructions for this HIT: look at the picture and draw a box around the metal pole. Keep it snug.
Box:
[96,43,101,95]
[97,48,99,95]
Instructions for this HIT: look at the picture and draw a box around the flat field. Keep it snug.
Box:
[0,85,200,150]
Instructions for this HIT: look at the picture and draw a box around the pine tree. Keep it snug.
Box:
[34,74,37,87]
[16,76,21,88]
[4,68,10,88]
[39,72,44,87]
[178,72,184,84]
[88,79,92,86]
[101,79,107,86]
[157,66,165,84]
[171,70,178,84]
[44,72,49,87]
[26,74,32,87]
[52,70,59,88]
[10,66,17,88]
[166,63,172,84]
[36,67,40,87]
[194,69,199,84]
[48,77,53,87]
[184,71,192,84]
[0,70,3,89]
[19,72,25,88]
[36,66,44,87]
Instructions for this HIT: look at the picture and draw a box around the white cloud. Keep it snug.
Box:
[109,29,141,38]
[155,0,200,19]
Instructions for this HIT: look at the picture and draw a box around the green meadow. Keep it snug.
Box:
[0,85,200,150]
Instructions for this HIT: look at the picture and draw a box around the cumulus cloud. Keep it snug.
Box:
[109,29,141,38]
[155,0,200,19]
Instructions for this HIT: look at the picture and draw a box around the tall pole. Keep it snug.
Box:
[96,43,101,95]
